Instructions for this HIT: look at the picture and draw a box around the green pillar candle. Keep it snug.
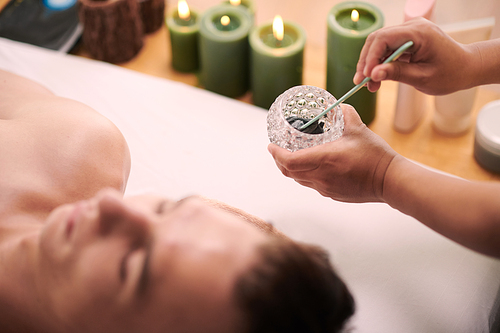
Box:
[249,18,306,109]
[326,1,384,125]
[166,1,200,72]
[199,4,253,98]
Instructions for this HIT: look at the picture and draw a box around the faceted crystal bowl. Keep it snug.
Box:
[267,85,344,152]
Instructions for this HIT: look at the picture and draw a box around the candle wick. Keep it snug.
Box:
[276,38,282,47]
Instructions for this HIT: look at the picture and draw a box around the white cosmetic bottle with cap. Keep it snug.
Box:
[392,0,435,133]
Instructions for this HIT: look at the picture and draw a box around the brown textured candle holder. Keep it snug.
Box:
[78,0,144,64]
[138,0,165,34]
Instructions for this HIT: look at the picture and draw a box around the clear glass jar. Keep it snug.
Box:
[267,85,344,152]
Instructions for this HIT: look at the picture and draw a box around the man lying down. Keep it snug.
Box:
[0,69,354,333]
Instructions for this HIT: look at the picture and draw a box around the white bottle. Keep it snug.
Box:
[393,0,435,133]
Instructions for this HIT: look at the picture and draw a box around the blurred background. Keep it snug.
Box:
[185,0,500,45]
[1,0,499,181]
[180,0,500,91]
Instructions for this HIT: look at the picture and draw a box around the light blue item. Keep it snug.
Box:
[43,0,77,11]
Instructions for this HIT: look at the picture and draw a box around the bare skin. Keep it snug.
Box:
[269,105,500,258]
[0,69,131,218]
[268,19,500,258]
[0,69,269,333]
[353,17,500,94]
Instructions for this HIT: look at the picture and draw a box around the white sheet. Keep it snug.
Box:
[1,37,499,333]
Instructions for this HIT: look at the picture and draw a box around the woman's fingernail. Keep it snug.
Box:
[353,72,362,84]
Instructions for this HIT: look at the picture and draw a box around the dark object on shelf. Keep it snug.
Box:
[0,0,82,52]
[78,0,143,64]
[138,0,165,34]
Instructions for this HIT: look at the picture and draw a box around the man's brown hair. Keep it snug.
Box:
[235,237,355,333]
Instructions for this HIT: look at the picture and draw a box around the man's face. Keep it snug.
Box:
[37,188,269,333]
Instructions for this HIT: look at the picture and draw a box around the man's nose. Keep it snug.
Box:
[96,189,152,246]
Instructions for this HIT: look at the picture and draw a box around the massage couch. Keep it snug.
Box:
[1,37,499,333]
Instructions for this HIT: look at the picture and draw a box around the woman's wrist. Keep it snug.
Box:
[374,150,398,203]
[379,154,407,205]
[465,39,500,88]
[463,43,484,89]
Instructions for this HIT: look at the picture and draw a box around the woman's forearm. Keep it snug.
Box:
[383,156,500,258]
[468,38,500,88]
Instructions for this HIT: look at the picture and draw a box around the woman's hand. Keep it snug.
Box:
[353,18,477,95]
[268,104,397,203]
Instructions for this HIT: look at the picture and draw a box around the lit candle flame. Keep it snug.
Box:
[221,15,231,26]
[178,0,190,20]
[273,15,284,42]
[229,0,241,5]
[351,9,359,23]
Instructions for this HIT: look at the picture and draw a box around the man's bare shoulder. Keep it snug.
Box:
[0,70,131,215]
[0,78,127,156]
[0,70,127,150]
